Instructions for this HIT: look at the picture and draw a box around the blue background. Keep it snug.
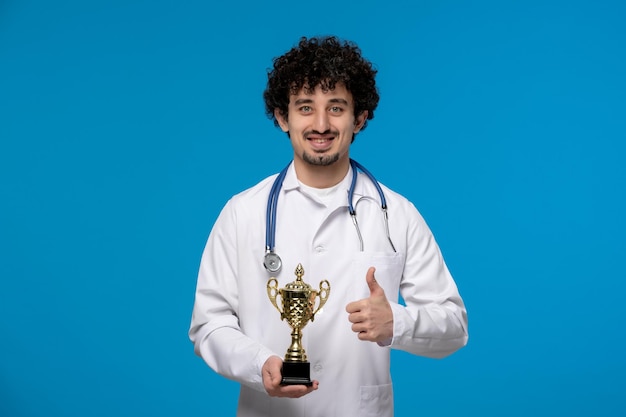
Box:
[1,0,625,415]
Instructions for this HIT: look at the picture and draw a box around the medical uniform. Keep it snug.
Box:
[189,163,468,417]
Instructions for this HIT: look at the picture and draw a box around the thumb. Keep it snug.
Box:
[266,356,283,384]
[366,267,384,296]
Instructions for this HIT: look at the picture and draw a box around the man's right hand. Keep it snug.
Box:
[262,355,319,398]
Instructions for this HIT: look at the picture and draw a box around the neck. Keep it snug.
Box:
[293,157,350,188]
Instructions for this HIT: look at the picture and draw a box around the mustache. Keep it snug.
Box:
[304,129,338,138]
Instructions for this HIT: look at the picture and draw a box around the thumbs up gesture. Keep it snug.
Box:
[345,267,394,343]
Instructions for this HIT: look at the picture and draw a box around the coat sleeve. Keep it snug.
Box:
[387,203,469,358]
[188,200,275,392]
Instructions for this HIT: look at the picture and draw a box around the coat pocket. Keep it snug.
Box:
[360,384,394,417]
[352,251,404,301]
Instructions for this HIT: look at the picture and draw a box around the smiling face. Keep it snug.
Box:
[275,83,368,187]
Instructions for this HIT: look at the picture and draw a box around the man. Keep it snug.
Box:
[189,36,468,417]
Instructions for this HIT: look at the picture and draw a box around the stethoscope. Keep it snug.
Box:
[263,159,396,273]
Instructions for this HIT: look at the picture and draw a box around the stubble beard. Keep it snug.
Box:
[302,151,340,166]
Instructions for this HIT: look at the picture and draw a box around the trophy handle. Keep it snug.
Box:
[267,278,283,317]
[311,279,331,320]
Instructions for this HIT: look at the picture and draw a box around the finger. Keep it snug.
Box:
[276,381,319,398]
[357,331,373,341]
[269,361,283,386]
[347,310,357,324]
[281,385,310,397]
[345,300,361,313]
[262,356,284,391]
[351,322,366,333]
[270,369,282,386]
[366,267,384,296]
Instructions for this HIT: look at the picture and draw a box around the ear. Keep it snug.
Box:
[353,110,369,134]
[274,108,289,132]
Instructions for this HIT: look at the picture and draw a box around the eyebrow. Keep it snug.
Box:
[293,98,350,106]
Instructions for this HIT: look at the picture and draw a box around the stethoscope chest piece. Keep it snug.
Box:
[263,251,282,273]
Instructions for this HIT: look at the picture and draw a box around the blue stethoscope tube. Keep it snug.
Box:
[263,159,396,273]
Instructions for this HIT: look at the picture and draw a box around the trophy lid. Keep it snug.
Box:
[284,264,312,292]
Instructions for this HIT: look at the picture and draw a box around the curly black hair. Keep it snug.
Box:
[263,36,379,132]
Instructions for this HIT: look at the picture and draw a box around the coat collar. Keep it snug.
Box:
[281,161,368,207]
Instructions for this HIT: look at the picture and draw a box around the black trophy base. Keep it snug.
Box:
[281,361,312,386]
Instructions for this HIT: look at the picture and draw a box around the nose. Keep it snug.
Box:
[313,110,330,132]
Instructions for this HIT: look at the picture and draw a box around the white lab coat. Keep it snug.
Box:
[189,163,468,417]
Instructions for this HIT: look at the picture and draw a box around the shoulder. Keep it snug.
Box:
[229,173,276,205]
[353,170,419,212]
[372,179,429,228]
[217,173,278,222]
[370,177,417,212]
[212,173,276,227]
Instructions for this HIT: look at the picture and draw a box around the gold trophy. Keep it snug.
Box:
[267,263,330,386]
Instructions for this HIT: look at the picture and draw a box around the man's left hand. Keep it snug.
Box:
[345,267,393,343]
